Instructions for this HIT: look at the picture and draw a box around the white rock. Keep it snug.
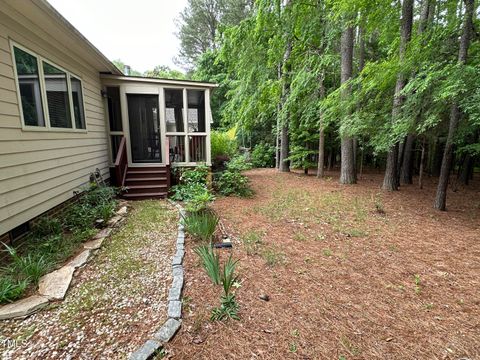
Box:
[0,295,49,320]
[83,238,104,250]
[116,206,127,216]
[38,266,75,300]
[68,250,91,268]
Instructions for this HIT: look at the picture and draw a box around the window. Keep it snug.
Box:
[13,47,45,127]
[71,76,86,129]
[12,43,86,131]
[43,62,72,128]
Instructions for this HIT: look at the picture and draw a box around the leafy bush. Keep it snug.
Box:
[251,143,275,168]
[31,217,62,238]
[182,210,219,242]
[226,155,252,172]
[194,244,221,285]
[179,165,209,186]
[172,165,211,203]
[215,170,252,197]
[211,130,237,159]
[185,190,215,213]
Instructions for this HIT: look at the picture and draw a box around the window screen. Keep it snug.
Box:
[165,89,184,132]
[107,87,122,131]
[43,62,72,128]
[187,90,206,132]
[13,47,45,127]
[71,76,85,129]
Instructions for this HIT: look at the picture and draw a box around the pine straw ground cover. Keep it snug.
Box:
[168,168,480,359]
[0,200,178,359]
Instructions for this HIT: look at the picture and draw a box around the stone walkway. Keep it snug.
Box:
[0,200,178,359]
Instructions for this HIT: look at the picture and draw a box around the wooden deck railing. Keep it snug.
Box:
[114,136,128,187]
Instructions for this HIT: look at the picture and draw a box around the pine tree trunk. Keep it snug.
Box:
[434,0,474,210]
[383,0,414,191]
[401,134,415,184]
[339,25,356,184]
[419,137,426,189]
[317,74,326,178]
[278,40,292,173]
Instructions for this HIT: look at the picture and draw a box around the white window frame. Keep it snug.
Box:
[10,41,88,133]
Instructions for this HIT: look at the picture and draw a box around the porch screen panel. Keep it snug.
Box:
[43,62,72,128]
[187,90,206,132]
[107,87,122,131]
[13,47,45,127]
[165,89,184,132]
[167,135,186,163]
[127,94,161,163]
[189,135,206,162]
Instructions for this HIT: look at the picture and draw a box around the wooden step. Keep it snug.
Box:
[124,184,168,194]
[126,170,167,178]
[122,191,168,200]
[125,177,167,183]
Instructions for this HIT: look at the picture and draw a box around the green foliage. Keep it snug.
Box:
[0,185,117,304]
[194,244,221,285]
[211,293,240,321]
[242,230,263,255]
[210,130,237,159]
[226,155,252,172]
[211,255,240,321]
[251,143,275,168]
[182,211,219,242]
[171,165,210,202]
[31,217,62,238]
[215,170,252,197]
[184,190,215,213]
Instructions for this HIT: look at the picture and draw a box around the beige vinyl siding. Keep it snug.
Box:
[0,8,109,234]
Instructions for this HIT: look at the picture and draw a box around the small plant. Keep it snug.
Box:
[184,189,215,213]
[414,274,421,294]
[226,155,252,172]
[289,342,298,353]
[211,256,240,321]
[262,247,285,266]
[293,232,307,242]
[374,194,385,215]
[31,217,62,238]
[322,248,332,257]
[194,245,221,285]
[0,277,29,303]
[242,230,263,255]
[3,244,50,283]
[182,211,219,242]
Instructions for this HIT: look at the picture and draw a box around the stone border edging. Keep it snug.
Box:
[0,204,129,321]
[129,201,186,360]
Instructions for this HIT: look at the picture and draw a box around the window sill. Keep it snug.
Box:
[21,126,88,134]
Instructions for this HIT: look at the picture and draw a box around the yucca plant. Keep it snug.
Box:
[183,210,219,242]
[194,244,221,285]
[211,255,240,321]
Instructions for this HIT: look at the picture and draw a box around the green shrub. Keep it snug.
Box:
[172,165,211,202]
[0,277,29,303]
[3,244,51,284]
[251,143,275,168]
[211,130,237,159]
[182,210,219,242]
[31,217,62,238]
[185,190,215,213]
[194,244,221,285]
[226,155,252,172]
[215,170,252,197]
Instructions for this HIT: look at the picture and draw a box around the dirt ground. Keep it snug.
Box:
[167,168,480,360]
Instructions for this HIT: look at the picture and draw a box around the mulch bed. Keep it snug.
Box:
[167,168,480,359]
[0,200,178,359]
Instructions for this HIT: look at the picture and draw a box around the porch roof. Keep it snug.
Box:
[100,74,218,88]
